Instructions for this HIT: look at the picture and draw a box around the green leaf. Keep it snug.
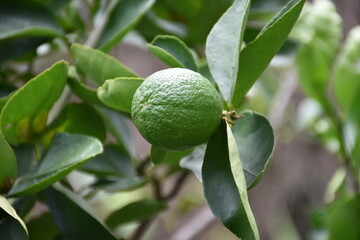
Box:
[231,111,274,188]
[71,44,137,86]
[97,77,143,113]
[91,177,147,193]
[67,70,104,106]
[233,0,305,106]
[45,183,117,240]
[81,145,135,177]
[333,27,360,117]
[0,61,68,144]
[8,133,103,197]
[202,121,259,239]
[27,213,60,240]
[0,1,62,40]
[327,196,360,240]
[43,103,106,143]
[206,0,251,103]
[106,199,167,229]
[147,35,198,71]
[151,146,192,165]
[96,0,155,52]
[0,195,28,239]
[96,107,136,158]
[0,132,17,193]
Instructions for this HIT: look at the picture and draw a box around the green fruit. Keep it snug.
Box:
[131,68,222,151]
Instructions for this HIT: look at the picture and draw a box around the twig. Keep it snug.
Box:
[164,171,190,201]
[129,219,153,240]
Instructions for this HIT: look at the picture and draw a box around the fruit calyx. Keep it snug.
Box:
[222,110,243,126]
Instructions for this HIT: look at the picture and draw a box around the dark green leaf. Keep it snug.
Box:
[231,111,274,188]
[187,0,233,45]
[333,27,360,117]
[45,184,117,240]
[327,196,360,240]
[13,144,35,176]
[81,145,134,177]
[95,107,136,158]
[106,199,167,229]
[8,133,103,197]
[0,1,62,40]
[202,121,259,239]
[0,132,17,192]
[97,77,143,113]
[43,103,106,143]
[0,195,28,239]
[0,61,68,144]
[147,35,198,71]
[206,0,251,103]
[151,146,192,165]
[96,0,155,52]
[71,44,137,86]
[233,0,305,105]
[27,213,60,240]
[91,177,147,193]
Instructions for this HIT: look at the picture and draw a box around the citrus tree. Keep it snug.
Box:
[0,0,305,239]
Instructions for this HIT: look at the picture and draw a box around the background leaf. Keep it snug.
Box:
[202,121,259,240]
[8,133,103,197]
[151,146,192,165]
[0,61,68,144]
[327,196,360,240]
[0,1,62,40]
[42,103,106,143]
[147,35,198,71]
[233,0,305,106]
[97,77,143,113]
[96,0,155,52]
[0,132,17,192]
[206,0,251,103]
[45,184,117,240]
[27,213,60,240]
[71,44,137,86]
[231,111,274,188]
[105,199,167,229]
[0,195,28,240]
[333,26,360,117]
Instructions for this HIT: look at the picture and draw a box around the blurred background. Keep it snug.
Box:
[2,0,360,239]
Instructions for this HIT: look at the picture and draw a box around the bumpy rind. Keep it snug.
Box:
[131,68,222,151]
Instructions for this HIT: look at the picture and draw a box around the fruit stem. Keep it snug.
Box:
[222,110,244,126]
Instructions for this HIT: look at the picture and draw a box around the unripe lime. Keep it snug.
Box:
[131,68,222,151]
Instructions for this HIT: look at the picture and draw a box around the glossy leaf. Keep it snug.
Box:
[327,196,360,240]
[95,107,136,158]
[45,184,117,240]
[233,0,305,105]
[96,0,155,52]
[81,145,135,177]
[0,61,68,144]
[0,132,17,192]
[43,103,106,143]
[151,146,192,165]
[71,44,137,86]
[106,199,167,229]
[333,26,360,116]
[0,195,28,239]
[97,77,143,113]
[8,133,103,197]
[231,111,274,188]
[202,121,259,239]
[206,0,251,103]
[147,35,198,71]
[0,1,62,40]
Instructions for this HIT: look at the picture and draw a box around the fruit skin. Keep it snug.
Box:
[131,68,222,151]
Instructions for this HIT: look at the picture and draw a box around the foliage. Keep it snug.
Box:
[0,0,305,239]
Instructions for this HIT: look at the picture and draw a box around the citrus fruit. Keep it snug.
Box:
[131,68,222,151]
